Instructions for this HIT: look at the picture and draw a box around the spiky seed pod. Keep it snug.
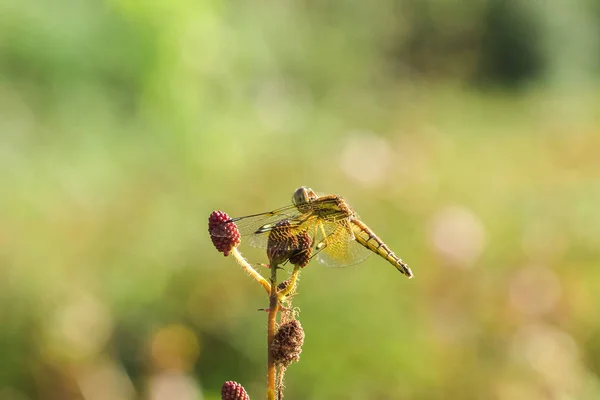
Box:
[221,381,249,400]
[208,211,241,256]
[267,220,298,266]
[289,231,312,268]
[271,320,305,366]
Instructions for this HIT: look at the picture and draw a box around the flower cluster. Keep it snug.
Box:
[208,211,241,256]
[221,381,249,400]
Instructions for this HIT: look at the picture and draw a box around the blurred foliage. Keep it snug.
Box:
[1,0,599,399]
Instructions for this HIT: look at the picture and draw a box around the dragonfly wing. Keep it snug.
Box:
[313,220,372,267]
[229,204,301,235]
[215,206,320,252]
[246,214,318,251]
[211,204,307,249]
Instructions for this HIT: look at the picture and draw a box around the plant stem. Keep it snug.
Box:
[267,264,279,400]
[232,248,271,294]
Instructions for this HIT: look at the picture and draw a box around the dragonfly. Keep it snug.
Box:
[215,187,413,278]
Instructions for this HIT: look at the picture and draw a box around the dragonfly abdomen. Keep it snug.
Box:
[350,219,413,278]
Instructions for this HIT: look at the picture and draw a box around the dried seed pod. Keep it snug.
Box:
[271,320,305,366]
[289,231,312,268]
[267,220,298,266]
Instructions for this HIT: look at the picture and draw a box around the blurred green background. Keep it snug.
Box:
[1,0,599,399]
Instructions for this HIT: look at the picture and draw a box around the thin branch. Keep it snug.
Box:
[231,247,271,294]
[276,365,287,400]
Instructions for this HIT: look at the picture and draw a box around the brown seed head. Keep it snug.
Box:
[289,231,312,268]
[271,320,305,366]
[208,211,241,256]
[221,381,249,400]
[267,220,298,266]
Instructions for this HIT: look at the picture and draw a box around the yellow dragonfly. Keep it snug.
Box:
[216,187,412,278]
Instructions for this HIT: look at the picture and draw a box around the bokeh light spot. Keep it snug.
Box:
[150,324,200,373]
[147,373,203,400]
[78,359,135,400]
[340,132,393,186]
[508,265,562,316]
[42,292,113,362]
[511,323,582,392]
[428,206,486,267]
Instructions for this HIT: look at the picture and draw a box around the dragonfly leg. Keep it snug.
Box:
[277,266,301,300]
[257,262,289,270]
[257,305,294,313]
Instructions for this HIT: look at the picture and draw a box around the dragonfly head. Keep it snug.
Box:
[292,187,317,211]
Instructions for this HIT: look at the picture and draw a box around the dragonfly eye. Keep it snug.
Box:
[292,187,309,207]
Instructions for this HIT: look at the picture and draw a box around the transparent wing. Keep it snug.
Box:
[246,214,320,251]
[212,197,342,251]
[228,204,303,235]
[312,220,372,267]
[210,204,297,242]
